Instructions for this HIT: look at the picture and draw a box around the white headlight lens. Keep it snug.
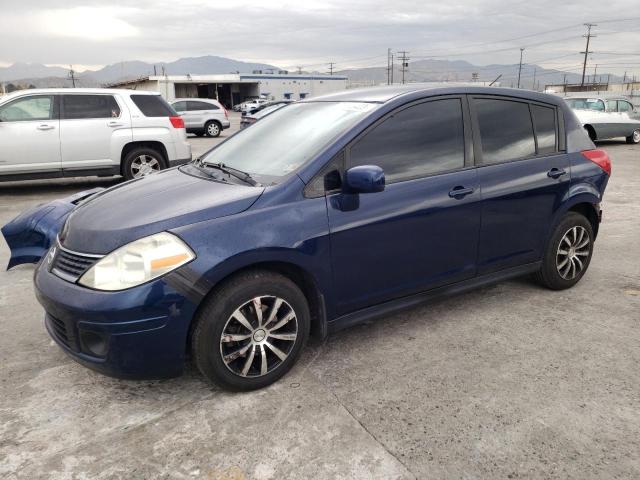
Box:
[78,232,194,291]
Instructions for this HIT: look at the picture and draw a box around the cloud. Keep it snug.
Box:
[0,0,638,76]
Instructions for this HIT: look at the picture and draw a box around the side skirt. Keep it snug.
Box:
[327,261,541,333]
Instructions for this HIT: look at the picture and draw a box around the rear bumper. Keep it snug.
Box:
[35,257,199,379]
[221,119,231,129]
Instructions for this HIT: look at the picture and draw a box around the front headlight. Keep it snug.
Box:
[78,232,195,291]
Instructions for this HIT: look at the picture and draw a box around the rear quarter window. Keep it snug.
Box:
[130,95,177,117]
[530,104,557,155]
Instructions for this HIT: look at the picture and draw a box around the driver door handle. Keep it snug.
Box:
[36,124,55,131]
[107,121,125,127]
[547,167,567,179]
[448,186,475,199]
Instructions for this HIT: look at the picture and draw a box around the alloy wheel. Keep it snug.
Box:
[207,123,220,136]
[131,155,160,178]
[556,226,590,280]
[219,296,298,378]
[633,129,640,143]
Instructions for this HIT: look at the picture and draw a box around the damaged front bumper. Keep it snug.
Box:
[1,188,104,269]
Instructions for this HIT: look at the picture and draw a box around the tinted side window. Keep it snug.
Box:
[619,101,633,112]
[0,95,53,122]
[531,105,557,154]
[172,101,187,112]
[475,99,535,164]
[349,98,465,183]
[606,100,618,112]
[187,101,218,111]
[62,95,120,119]
[130,95,177,117]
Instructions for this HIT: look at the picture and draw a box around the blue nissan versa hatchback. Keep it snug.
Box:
[2,85,611,391]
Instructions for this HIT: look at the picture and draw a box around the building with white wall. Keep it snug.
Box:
[106,73,348,108]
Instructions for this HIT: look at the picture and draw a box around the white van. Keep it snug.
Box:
[0,88,192,181]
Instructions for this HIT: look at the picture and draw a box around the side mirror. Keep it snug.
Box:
[344,165,385,194]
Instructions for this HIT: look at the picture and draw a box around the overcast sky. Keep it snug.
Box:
[0,1,639,76]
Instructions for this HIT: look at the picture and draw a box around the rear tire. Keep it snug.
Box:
[122,147,166,180]
[626,128,640,144]
[534,212,594,290]
[205,121,221,137]
[192,270,310,391]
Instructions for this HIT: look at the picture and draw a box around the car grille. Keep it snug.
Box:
[46,314,78,352]
[51,244,102,283]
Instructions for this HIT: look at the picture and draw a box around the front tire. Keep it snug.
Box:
[534,212,594,290]
[205,121,221,137]
[122,147,166,180]
[626,128,640,144]
[192,270,310,391]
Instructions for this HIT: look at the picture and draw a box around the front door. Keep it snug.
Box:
[0,94,61,175]
[470,96,571,274]
[327,97,481,316]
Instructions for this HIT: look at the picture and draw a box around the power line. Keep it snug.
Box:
[580,23,597,86]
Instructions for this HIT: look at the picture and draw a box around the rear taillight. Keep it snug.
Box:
[169,116,185,129]
[581,149,611,176]
[223,107,229,119]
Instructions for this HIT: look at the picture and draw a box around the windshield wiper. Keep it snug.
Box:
[200,162,259,186]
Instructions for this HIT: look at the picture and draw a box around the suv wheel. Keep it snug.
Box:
[534,212,594,290]
[626,128,640,144]
[205,121,221,137]
[123,147,166,180]
[192,270,310,391]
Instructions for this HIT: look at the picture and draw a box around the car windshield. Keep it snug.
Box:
[566,98,605,111]
[201,101,376,179]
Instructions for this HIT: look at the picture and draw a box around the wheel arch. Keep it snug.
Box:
[551,191,602,241]
[186,259,329,356]
[120,141,169,175]
[583,124,597,141]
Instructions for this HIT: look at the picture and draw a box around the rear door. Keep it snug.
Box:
[470,96,570,274]
[59,94,131,172]
[187,100,220,129]
[327,96,481,315]
[0,94,61,174]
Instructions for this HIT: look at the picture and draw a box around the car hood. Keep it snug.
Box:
[61,167,265,254]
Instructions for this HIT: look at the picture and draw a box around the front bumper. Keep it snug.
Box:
[35,257,200,379]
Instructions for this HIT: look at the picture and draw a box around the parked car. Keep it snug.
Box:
[565,96,640,144]
[241,98,269,114]
[0,88,191,181]
[233,96,261,112]
[3,85,610,391]
[170,98,230,137]
[239,101,292,130]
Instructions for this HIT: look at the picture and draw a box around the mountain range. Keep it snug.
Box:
[0,55,620,90]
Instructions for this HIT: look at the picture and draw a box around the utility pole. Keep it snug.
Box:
[296,66,303,74]
[532,68,537,91]
[592,64,598,87]
[390,53,394,84]
[68,65,76,88]
[398,51,409,84]
[517,48,525,88]
[328,62,335,75]
[580,23,596,87]
[387,48,392,85]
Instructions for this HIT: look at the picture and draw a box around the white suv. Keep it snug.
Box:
[0,88,192,181]
[170,98,231,137]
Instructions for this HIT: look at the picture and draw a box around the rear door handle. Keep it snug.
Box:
[547,167,567,179]
[448,186,475,198]
[36,124,54,131]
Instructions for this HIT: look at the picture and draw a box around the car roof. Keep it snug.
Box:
[172,97,221,103]
[0,88,160,101]
[305,84,565,106]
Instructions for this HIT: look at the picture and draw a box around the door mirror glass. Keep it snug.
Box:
[344,165,385,193]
